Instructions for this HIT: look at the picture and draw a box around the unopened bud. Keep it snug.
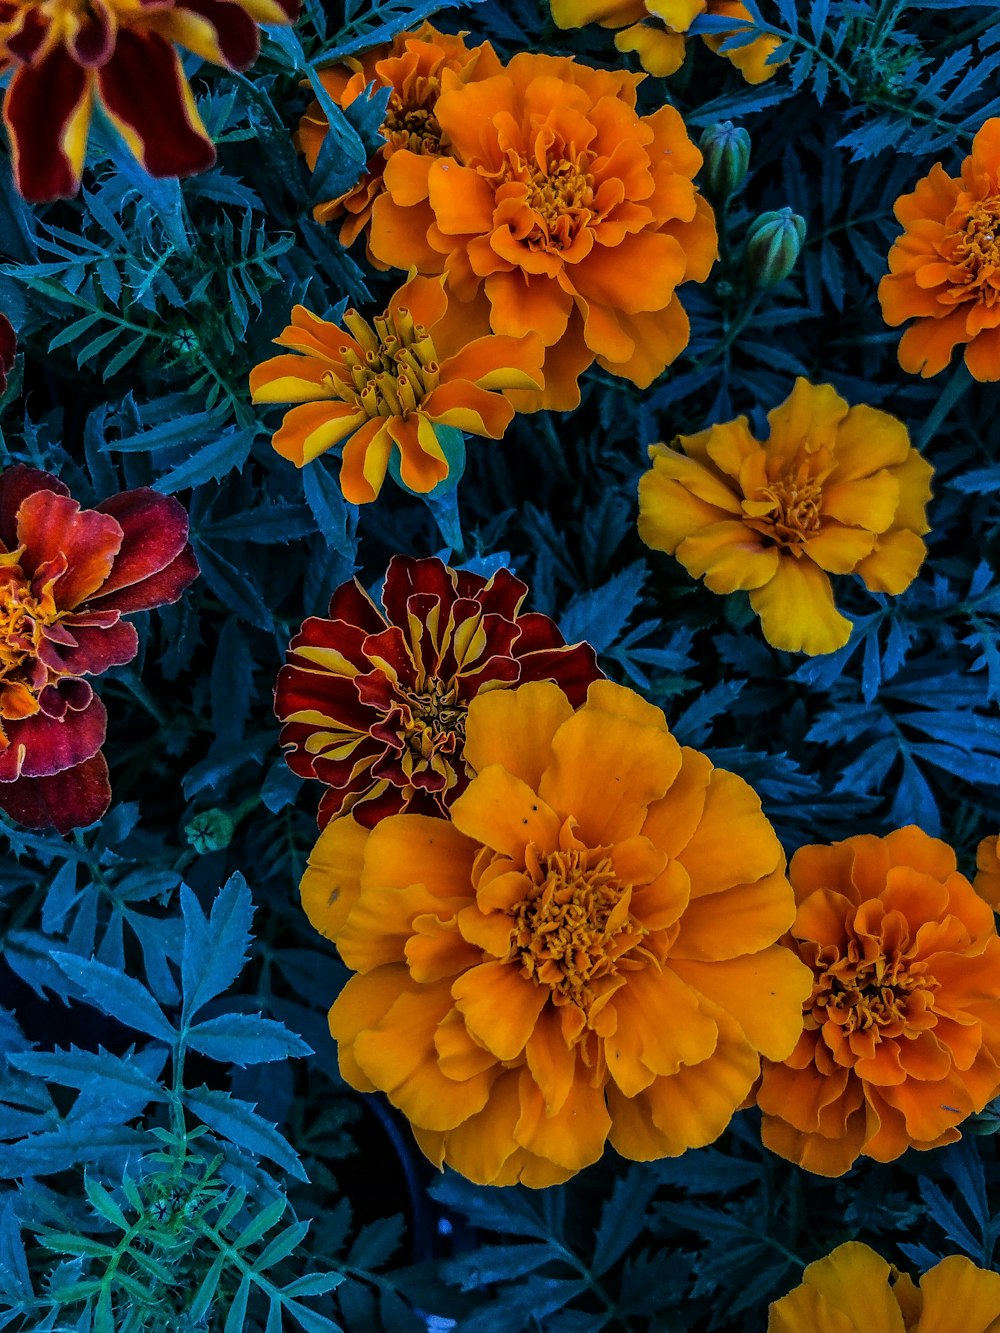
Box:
[185,809,235,854]
[699,121,751,200]
[744,207,807,288]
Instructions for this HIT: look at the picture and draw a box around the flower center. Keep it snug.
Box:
[809,949,936,1039]
[332,304,441,420]
[0,571,51,683]
[951,196,1000,300]
[398,678,466,759]
[382,80,444,156]
[744,469,824,548]
[508,845,646,1011]
[505,148,597,253]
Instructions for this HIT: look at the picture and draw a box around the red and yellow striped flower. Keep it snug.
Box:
[0,465,198,831]
[275,555,601,829]
[0,0,298,201]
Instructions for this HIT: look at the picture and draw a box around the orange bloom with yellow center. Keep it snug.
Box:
[298,24,500,256]
[301,679,811,1187]
[975,833,1000,909]
[768,1242,1000,1333]
[756,827,1000,1178]
[880,119,1000,381]
[366,51,717,412]
[551,0,784,83]
[637,378,934,656]
[249,273,544,505]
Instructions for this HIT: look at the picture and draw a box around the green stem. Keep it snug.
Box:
[917,361,972,448]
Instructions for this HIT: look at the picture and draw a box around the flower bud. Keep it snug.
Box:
[185,809,235,854]
[699,121,751,200]
[744,207,807,288]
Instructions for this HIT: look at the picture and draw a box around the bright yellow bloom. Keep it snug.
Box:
[769,1241,1000,1333]
[550,0,784,82]
[638,379,934,655]
[300,679,810,1186]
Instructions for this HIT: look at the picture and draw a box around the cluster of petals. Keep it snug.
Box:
[755,827,1000,1177]
[551,0,784,84]
[0,0,297,201]
[300,678,811,1187]
[637,378,934,655]
[879,118,1000,381]
[769,1241,1000,1333]
[298,24,500,256]
[249,273,543,503]
[363,50,718,411]
[0,465,197,832]
[275,555,600,829]
[976,832,1000,909]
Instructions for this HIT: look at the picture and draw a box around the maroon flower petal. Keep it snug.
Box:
[0,694,107,780]
[174,0,260,70]
[3,52,93,202]
[381,555,459,628]
[515,635,603,707]
[0,313,15,396]
[89,488,197,610]
[0,463,68,551]
[16,489,123,610]
[472,566,529,620]
[70,0,116,66]
[326,579,386,637]
[39,617,139,677]
[0,751,111,833]
[87,543,199,615]
[95,31,216,179]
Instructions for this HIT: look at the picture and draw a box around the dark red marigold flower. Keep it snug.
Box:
[275,555,603,828]
[0,314,14,395]
[0,465,199,833]
[0,0,299,202]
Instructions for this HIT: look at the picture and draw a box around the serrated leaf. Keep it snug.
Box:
[50,953,175,1041]
[187,1012,312,1065]
[185,1086,308,1180]
[181,875,254,1020]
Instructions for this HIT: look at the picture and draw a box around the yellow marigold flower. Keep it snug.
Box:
[249,273,543,505]
[297,24,501,257]
[768,1241,1000,1333]
[367,51,718,412]
[637,378,934,655]
[976,833,1000,909]
[300,679,811,1187]
[756,827,1000,1178]
[880,119,1000,381]
[550,0,784,83]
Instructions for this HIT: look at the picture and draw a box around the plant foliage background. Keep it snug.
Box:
[2,0,1000,1329]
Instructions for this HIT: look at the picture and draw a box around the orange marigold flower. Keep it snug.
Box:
[0,465,198,832]
[298,24,500,257]
[756,826,1000,1178]
[879,119,1000,381]
[366,51,718,412]
[275,555,602,828]
[0,0,297,202]
[637,378,934,656]
[300,679,811,1187]
[975,833,1000,909]
[249,272,544,505]
[551,0,784,84]
[768,1241,1000,1333]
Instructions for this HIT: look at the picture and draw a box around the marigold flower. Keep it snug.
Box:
[975,833,1000,909]
[768,1241,1000,1333]
[0,465,198,832]
[276,555,601,829]
[756,826,1000,1177]
[880,119,1000,381]
[300,678,811,1186]
[551,0,784,83]
[298,24,500,255]
[366,51,718,412]
[0,313,14,395]
[637,378,934,655]
[249,273,544,504]
[0,0,298,202]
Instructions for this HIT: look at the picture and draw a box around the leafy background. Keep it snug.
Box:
[2,0,1000,1328]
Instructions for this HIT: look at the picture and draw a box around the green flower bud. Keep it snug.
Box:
[185,809,235,854]
[699,121,751,200]
[744,207,807,288]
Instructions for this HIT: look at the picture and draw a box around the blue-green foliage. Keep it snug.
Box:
[3,0,1000,1329]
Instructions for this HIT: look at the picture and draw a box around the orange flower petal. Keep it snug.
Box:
[464,680,574,788]
[451,960,548,1060]
[299,814,368,940]
[604,965,719,1096]
[674,767,783,898]
[671,947,811,1060]
[748,558,852,655]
